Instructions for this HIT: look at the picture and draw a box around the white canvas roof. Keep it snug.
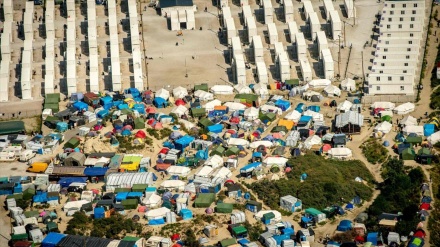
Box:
[203,99,222,112]
[171,105,189,117]
[106,172,155,191]
[374,121,393,134]
[145,207,171,220]
[179,119,196,130]
[400,115,418,126]
[196,166,214,177]
[370,102,395,110]
[244,107,259,120]
[303,135,322,149]
[212,167,232,179]
[308,79,331,88]
[303,110,324,122]
[156,88,170,100]
[224,102,246,111]
[204,155,223,168]
[160,180,186,191]
[211,85,234,95]
[428,131,440,144]
[166,166,191,176]
[63,200,90,212]
[260,104,282,115]
[173,86,188,99]
[263,157,288,167]
[337,100,353,112]
[393,102,415,115]
[142,193,162,207]
[284,110,301,122]
[255,210,282,222]
[253,83,269,96]
[323,85,341,97]
[328,147,352,158]
[234,84,252,94]
[227,138,250,147]
[341,78,356,91]
[194,90,214,101]
[250,140,274,149]
[402,125,424,136]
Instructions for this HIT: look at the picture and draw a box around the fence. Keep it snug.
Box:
[361,95,416,104]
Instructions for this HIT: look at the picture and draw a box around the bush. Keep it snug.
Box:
[361,139,389,164]
[159,128,173,139]
[431,87,440,110]
[147,128,160,139]
[248,153,374,209]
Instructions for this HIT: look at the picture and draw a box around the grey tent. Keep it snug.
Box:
[64,152,86,166]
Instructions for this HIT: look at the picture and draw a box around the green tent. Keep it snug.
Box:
[131,184,148,192]
[7,193,23,200]
[401,148,416,160]
[246,200,262,211]
[114,187,131,193]
[216,202,233,213]
[122,236,141,242]
[45,97,59,104]
[418,148,432,155]
[121,199,138,210]
[234,94,259,106]
[24,210,39,218]
[134,118,145,129]
[45,93,61,102]
[199,118,214,128]
[232,226,248,237]
[305,208,324,216]
[260,112,277,123]
[46,222,59,232]
[64,137,80,149]
[194,83,209,92]
[262,212,275,222]
[381,115,392,122]
[220,238,237,247]
[121,108,134,115]
[44,103,60,113]
[405,136,422,145]
[285,79,300,87]
[272,126,288,133]
[211,145,225,156]
[225,146,240,157]
[23,189,35,201]
[162,200,172,209]
[194,193,215,208]
[0,121,25,135]
[191,108,207,118]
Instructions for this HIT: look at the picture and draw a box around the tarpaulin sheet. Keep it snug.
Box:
[58,177,87,187]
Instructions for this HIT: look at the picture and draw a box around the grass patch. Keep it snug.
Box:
[247,153,374,210]
[361,139,389,164]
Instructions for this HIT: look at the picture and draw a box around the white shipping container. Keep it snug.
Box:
[295,32,307,58]
[242,5,252,26]
[252,35,264,63]
[303,0,314,20]
[308,12,320,40]
[231,36,243,57]
[247,17,258,40]
[263,0,274,24]
[300,58,312,81]
[288,21,299,43]
[222,6,232,23]
[344,0,356,18]
[225,18,237,45]
[256,61,269,84]
[233,54,247,85]
[329,10,342,39]
[277,52,291,82]
[274,42,285,57]
[316,31,328,59]
[284,0,294,23]
[267,23,278,44]
[321,49,334,80]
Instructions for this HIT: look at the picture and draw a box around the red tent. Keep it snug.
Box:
[230,117,240,124]
[171,234,181,241]
[175,99,186,106]
[420,203,430,210]
[154,122,163,129]
[224,179,235,186]
[413,229,426,238]
[146,107,156,114]
[159,148,169,154]
[135,130,147,139]
[322,144,332,152]
[147,119,156,125]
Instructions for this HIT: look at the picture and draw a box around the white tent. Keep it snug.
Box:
[253,83,270,98]
[380,111,393,118]
[145,207,171,220]
[227,138,250,148]
[250,140,274,149]
[179,119,196,130]
[166,166,191,177]
[328,148,352,159]
[171,105,189,117]
[142,193,162,208]
[224,102,246,111]
[337,100,353,113]
[172,86,188,99]
[255,210,282,222]
[341,78,356,91]
[234,84,252,94]
[303,135,322,149]
[211,85,234,95]
[263,157,288,167]
[194,90,214,101]
[204,155,224,168]
[244,107,260,121]
[63,200,90,212]
[156,88,170,100]
[370,102,395,110]
[160,180,186,191]
[374,121,393,134]
[303,110,324,122]
[393,102,415,115]
[284,110,301,122]
[203,99,222,112]
[106,172,155,191]
[308,79,331,88]
[402,125,424,136]
[323,85,341,97]
[428,131,440,144]
[196,166,214,177]
[212,167,232,179]
[400,115,418,126]
[260,104,282,115]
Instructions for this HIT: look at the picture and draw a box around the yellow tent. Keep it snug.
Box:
[278,119,295,130]
[124,98,135,108]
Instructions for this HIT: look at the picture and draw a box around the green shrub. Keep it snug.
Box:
[361,139,389,164]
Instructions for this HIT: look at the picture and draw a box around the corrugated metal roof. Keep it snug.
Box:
[56,235,113,247]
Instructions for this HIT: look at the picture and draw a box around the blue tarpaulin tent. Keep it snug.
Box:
[97,110,109,119]
[367,232,378,245]
[113,100,123,107]
[71,93,84,102]
[125,88,141,98]
[100,96,113,110]
[299,115,312,123]
[295,103,305,113]
[94,207,105,219]
[275,99,291,111]
[175,135,195,151]
[33,192,48,203]
[149,218,165,225]
[207,124,223,133]
[424,124,435,136]
[127,192,143,201]
[180,209,193,220]
[56,122,68,132]
[121,129,132,136]
[116,192,129,202]
[133,104,146,114]
[337,220,352,232]
[307,105,320,112]
[83,167,109,177]
[153,97,168,108]
[58,177,87,187]
[118,104,129,110]
[41,232,66,247]
[73,101,88,111]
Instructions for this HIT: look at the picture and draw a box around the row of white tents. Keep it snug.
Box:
[0,0,13,102]
[44,0,56,94]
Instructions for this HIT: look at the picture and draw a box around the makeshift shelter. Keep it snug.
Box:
[166,166,191,177]
[424,124,435,137]
[191,108,207,118]
[194,90,214,101]
[400,115,418,126]
[204,99,222,112]
[417,148,434,164]
[337,101,353,113]
[171,105,189,117]
[403,126,424,136]
[173,86,188,99]
[285,79,300,90]
[327,148,352,159]
[235,94,260,107]
[211,85,234,95]
[134,118,145,129]
[393,102,415,115]
[63,137,80,149]
[370,102,395,110]
[280,195,302,212]
[234,84,252,94]
[337,220,353,232]
[156,88,170,100]
[428,131,440,144]
[245,200,262,213]
[374,121,393,134]
[175,135,195,152]
[323,85,341,97]
[253,83,270,99]
[335,111,363,134]
[194,83,209,92]
[194,193,215,208]
[64,152,86,166]
[401,148,416,160]
[244,107,259,121]
[216,202,233,213]
[284,110,301,122]
[153,97,168,108]
[341,78,356,91]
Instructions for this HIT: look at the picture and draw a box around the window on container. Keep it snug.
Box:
[391,4,395,7]
[400,77,404,81]
[388,77,392,81]
[407,48,411,51]
[387,24,391,28]
[377,77,380,81]
[403,4,406,7]
[412,10,416,14]
[388,18,392,21]
[385,41,389,44]
[384,48,388,52]
[410,24,414,28]
[387,34,391,37]
[380,71,383,74]
[404,63,408,66]
[411,17,415,21]
[383,56,386,59]
[401,11,405,14]
[399,17,403,21]
[390,11,394,14]
[381,63,385,66]
[414,3,417,7]
[403,70,407,73]
[409,41,412,44]
[406,55,410,59]
[400,86,404,90]
[410,33,414,37]
[398,24,402,29]
[377,86,381,91]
